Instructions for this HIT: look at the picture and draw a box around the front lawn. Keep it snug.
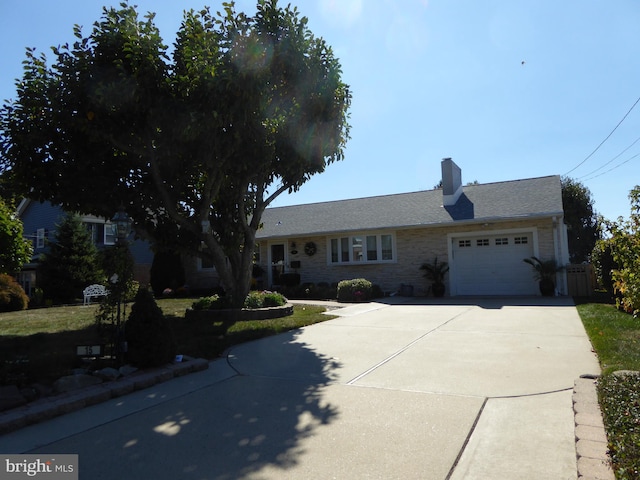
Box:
[576,300,640,479]
[0,299,333,387]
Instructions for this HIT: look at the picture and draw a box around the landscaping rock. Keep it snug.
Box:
[119,365,138,376]
[611,369,640,377]
[53,374,102,393]
[94,367,121,381]
[0,385,27,411]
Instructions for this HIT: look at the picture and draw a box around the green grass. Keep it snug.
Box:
[576,302,640,375]
[0,299,334,386]
[576,300,640,479]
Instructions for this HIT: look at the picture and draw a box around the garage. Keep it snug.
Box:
[450,232,538,296]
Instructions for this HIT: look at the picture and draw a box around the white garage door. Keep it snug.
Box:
[452,233,537,295]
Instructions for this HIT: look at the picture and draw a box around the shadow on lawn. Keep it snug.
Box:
[33,329,342,480]
[0,325,103,387]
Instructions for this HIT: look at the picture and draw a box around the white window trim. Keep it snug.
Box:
[104,222,116,246]
[326,232,396,265]
[36,228,45,249]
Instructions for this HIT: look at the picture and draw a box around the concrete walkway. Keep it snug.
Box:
[0,297,602,479]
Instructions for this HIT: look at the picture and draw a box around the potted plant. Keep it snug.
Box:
[420,257,449,297]
[523,256,564,296]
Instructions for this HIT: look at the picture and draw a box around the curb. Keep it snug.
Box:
[573,376,615,480]
[0,358,209,435]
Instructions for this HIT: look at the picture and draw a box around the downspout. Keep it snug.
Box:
[552,216,568,295]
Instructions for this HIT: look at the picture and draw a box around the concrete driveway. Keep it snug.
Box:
[0,297,600,479]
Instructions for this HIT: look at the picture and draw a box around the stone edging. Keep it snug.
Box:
[185,303,294,321]
[0,358,209,435]
[573,376,615,480]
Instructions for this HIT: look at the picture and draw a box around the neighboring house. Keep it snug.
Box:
[255,158,570,296]
[16,199,154,295]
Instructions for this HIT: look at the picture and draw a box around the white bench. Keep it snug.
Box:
[83,284,108,305]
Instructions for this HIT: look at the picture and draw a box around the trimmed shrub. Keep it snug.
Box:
[337,278,373,302]
[191,294,232,311]
[0,274,29,312]
[125,287,176,368]
[262,291,287,307]
[193,291,287,310]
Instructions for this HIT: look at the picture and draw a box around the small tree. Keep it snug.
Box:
[605,186,640,314]
[125,287,176,368]
[561,177,601,263]
[37,213,103,303]
[0,198,32,275]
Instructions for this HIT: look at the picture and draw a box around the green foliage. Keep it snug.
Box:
[0,198,32,275]
[94,242,135,330]
[604,186,640,315]
[420,257,449,284]
[191,294,228,311]
[150,250,185,297]
[561,177,601,263]
[577,302,640,477]
[244,290,287,309]
[523,256,564,282]
[597,373,640,478]
[125,287,176,368]
[337,278,372,302]
[192,290,286,310]
[591,238,618,296]
[0,1,351,311]
[0,273,29,311]
[37,213,103,304]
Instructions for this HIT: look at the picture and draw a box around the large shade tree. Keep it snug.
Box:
[561,177,601,263]
[0,1,351,308]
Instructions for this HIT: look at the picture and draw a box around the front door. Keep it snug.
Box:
[270,244,285,287]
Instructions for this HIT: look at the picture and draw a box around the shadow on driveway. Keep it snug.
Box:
[29,331,342,480]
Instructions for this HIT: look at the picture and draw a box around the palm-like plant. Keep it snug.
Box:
[523,256,564,296]
[420,257,449,297]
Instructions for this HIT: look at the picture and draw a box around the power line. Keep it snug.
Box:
[564,95,640,176]
[581,152,639,182]
[577,135,640,179]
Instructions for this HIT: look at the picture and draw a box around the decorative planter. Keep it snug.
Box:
[185,303,294,322]
[538,279,555,297]
[432,282,446,298]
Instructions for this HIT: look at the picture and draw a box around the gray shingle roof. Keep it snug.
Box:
[256,175,563,239]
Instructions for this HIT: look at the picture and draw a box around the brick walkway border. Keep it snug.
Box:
[573,376,615,480]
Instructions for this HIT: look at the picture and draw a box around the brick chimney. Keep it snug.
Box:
[441,157,462,206]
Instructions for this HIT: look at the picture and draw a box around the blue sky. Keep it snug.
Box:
[1,1,639,222]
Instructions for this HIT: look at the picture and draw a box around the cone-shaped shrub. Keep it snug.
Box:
[125,286,176,368]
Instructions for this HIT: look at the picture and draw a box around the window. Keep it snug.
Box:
[329,233,394,264]
[514,236,529,245]
[477,238,489,246]
[458,240,471,248]
[495,237,509,246]
[104,223,116,245]
[36,228,45,249]
[366,236,377,261]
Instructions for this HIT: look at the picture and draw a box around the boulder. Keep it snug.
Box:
[53,374,102,393]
